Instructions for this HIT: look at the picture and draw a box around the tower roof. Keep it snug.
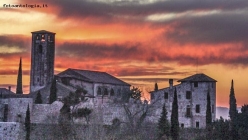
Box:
[178,73,217,82]
[31,30,55,34]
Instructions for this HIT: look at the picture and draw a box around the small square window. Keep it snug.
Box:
[186,91,191,99]
[181,123,184,128]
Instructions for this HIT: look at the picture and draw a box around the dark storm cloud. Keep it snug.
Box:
[57,42,142,60]
[57,40,248,67]
[22,0,248,21]
[64,0,247,16]
[165,11,248,44]
[0,35,30,54]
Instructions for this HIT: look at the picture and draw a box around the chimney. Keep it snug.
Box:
[8,86,11,92]
[169,79,173,88]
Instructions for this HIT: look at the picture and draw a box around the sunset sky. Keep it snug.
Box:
[1,0,248,107]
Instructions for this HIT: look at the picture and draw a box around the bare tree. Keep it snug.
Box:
[122,87,161,136]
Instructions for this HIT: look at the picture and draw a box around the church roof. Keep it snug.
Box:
[31,30,56,34]
[57,68,131,86]
[178,73,217,82]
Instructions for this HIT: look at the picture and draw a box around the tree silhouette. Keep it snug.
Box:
[35,91,42,104]
[25,104,30,140]
[171,88,179,140]
[16,57,23,94]
[49,78,57,104]
[229,80,238,139]
[158,103,170,138]
[206,91,212,127]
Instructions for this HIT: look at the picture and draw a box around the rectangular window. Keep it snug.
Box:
[186,91,191,99]
[196,121,199,128]
[164,92,168,99]
[3,104,8,122]
[186,107,191,117]
[194,82,198,87]
[196,104,200,113]
[212,105,214,113]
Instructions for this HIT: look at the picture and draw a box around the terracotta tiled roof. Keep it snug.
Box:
[57,68,130,86]
[178,73,217,82]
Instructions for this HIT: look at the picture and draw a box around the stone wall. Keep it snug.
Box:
[0,122,23,140]
[7,98,33,123]
[31,101,63,124]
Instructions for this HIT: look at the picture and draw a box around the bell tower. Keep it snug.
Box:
[30,30,56,92]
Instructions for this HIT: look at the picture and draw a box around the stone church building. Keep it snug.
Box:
[0,30,217,139]
[150,74,217,128]
[56,68,130,105]
[28,30,130,103]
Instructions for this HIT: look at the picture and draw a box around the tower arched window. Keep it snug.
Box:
[41,34,45,41]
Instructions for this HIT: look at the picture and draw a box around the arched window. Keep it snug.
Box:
[110,88,115,96]
[104,88,108,96]
[97,87,101,96]
[39,45,42,53]
[36,35,39,40]
[41,34,45,41]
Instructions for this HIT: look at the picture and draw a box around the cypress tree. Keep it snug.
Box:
[171,88,179,140]
[25,104,30,140]
[158,103,170,138]
[229,80,238,139]
[154,82,158,91]
[206,91,212,127]
[16,57,23,94]
[49,78,57,104]
[229,80,237,121]
[35,91,42,104]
